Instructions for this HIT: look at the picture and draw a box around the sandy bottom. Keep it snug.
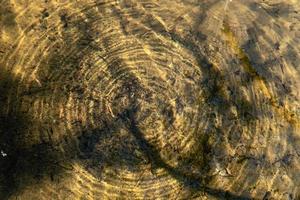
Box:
[0,0,300,199]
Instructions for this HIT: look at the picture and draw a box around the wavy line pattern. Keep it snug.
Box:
[0,0,299,199]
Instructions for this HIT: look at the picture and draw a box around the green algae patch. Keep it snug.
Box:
[222,21,266,82]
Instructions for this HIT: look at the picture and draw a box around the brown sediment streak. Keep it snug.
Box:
[222,20,271,96]
[222,20,299,127]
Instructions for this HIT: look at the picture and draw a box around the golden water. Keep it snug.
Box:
[0,0,300,199]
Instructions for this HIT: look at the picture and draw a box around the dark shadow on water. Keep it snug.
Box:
[118,103,252,200]
[0,69,69,199]
[0,1,262,199]
[77,103,252,199]
[0,4,99,198]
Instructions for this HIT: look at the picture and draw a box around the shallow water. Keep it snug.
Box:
[0,0,300,199]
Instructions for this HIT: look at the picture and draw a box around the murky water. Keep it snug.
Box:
[0,0,300,199]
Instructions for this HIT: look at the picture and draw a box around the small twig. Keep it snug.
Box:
[107,104,115,117]
[224,0,233,11]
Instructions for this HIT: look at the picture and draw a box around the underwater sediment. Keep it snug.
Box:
[0,0,300,199]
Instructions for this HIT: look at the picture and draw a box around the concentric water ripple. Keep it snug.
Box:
[0,0,300,199]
